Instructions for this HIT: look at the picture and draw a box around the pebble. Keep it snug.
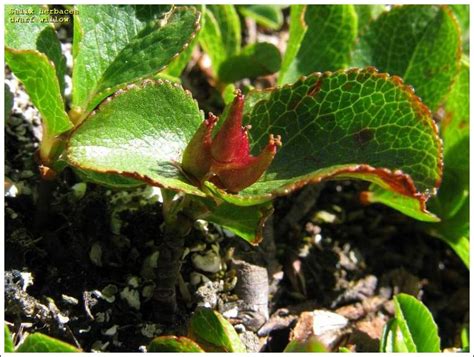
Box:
[62,294,79,305]
[192,248,221,273]
[120,287,140,310]
[89,242,103,267]
[102,325,118,336]
[140,323,162,338]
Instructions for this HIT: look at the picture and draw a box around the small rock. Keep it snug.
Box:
[140,323,162,338]
[239,331,261,352]
[62,294,79,305]
[101,284,118,303]
[89,242,103,267]
[291,310,349,350]
[313,210,339,224]
[102,325,119,336]
[141,284,155,299]
[91,340,109,352]
[120,287,140,310]
[190,272,210,286]
[127,276,140,288]
[194,280,224,308]
[192,249,221,273]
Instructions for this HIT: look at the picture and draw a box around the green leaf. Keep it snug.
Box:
[279,5,358,85]
[361,184,440,222]
[72,5,200,115]
[5,84,13,119]
[237,5,284,30]
[279,5,307,86]
[4,325,14,353]
[16,333,79,352]
[426,196,469,268]
[380,319,409,352]
[353,5,386,34]
[5,5,67,94]
[202,199,274,245]
[352,5,461,110]
[449,5,469,55]
[208,68,442,207]
[163,35,198,79]
[392,293,441,352]
[218,42,282,83]
[284,336,328,352]
[198,5,241,77]
[67,79,205,197]
[5,50,72,136]
[461,324,469,350]
[424,60,469,268]
[5,5,73,153]
[188,308,246,352]
[148,336,204,352]
[442,60,469,155]
[207,5,241,56]
[74,168,144,189]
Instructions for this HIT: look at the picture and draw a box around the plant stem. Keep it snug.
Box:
[153,192,192,324]
[33,179,57,233]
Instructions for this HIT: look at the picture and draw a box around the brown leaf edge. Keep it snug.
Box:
[206,66,444,211]
[65,78,206,197]
[206,164,432,214]
[75,5,202,119]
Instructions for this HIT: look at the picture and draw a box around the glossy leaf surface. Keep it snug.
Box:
[211,68,442,207]
[72,5,200,115]
[67,80,205,196]
[5,5,72,138]
[380,319,409,352]
[188,308,246,352]
[392,294,441,352]
[361,184,439,222]
[279,5,357,85]
[16,333,79,352]
[218,42,282,83]
[5,4,66,93]
[352,5,461,110]
[6,50,72,136]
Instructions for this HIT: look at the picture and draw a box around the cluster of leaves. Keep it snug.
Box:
[198,5,282,85]
[6,4,466,254]
[356,5,469,267]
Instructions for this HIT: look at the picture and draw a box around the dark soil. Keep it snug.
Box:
[5,107,469,351]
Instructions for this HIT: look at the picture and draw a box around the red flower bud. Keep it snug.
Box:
[182,90,282,193]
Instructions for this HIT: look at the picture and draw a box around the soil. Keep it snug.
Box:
[4,9,469,353]
[4,112,469,351]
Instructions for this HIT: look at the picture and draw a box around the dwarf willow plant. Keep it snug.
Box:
[5,4,467,324]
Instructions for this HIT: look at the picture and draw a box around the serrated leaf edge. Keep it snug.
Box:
[5,47,73,135]
[75,6,201,117]
[248,66,443,187]
[66,79,206,197]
